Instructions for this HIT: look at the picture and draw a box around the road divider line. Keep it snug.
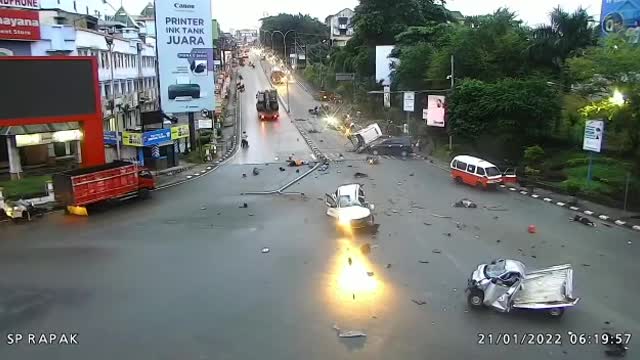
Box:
[570,206,579,211]
[556,202,566,207]
[584,210,594,215]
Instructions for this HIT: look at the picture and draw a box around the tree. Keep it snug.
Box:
[528,7,596,73]
[260,13,329,58]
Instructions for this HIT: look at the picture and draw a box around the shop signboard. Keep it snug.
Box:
[122,132,143,147]
[171,124,190,139]
[0,0,40,10]
[104,131,120,145]
[155,0,215,113]
[142,128,172,146]
[0,8,40,41]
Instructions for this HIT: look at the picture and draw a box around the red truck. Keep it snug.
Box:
[52,161,155,215]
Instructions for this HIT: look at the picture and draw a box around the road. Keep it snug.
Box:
[0,57,637,360]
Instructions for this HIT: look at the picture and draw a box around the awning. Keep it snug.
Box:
[0,122,81,136]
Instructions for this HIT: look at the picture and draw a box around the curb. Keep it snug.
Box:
[415,154,640,233]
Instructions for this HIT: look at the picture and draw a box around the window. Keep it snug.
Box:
[486,167,501,177]
[476,167,486,176]
[467,164,476,173]
[104,83,111,98]
[100,83,105,97]
[452,160,458,168]
[456,161,467,171]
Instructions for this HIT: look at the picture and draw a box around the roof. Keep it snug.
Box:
[112,6,140,29]
[337,183,360,197]
[452,155,497,168]
[0,122,80,136]
[140,3,155,17]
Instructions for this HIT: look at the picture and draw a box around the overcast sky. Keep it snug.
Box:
[124,0,603,31]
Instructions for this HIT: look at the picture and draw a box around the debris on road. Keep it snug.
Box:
[366,156,380,165]
[367,272,374,277]
[418,260,430,264]
[528,224,537,234]
[386,264,392,269]
[423,222,432,226]
[412,299,427,305]
[601,222,612,228]
[360,243,371,255]
[248,213,255,217]
[354,172,369,178]
[242,173,247,178]
[570,214,596,227]
[288,159,307,167]
[453,198,478,208]
[240,203,248,208]
[261,247,270,253]
[411,204,425,210]
[319,164,329,172]
[348,257,353,266]
[201,206,207,210]
[332,324,367,338]
[485,205,509,211]
[581,263,591,267]
[279,167,286,172]
[443,232,452,237]
[392,209,399,214]
[496,240,501,243]
[628,241,633,245]
[431,213,451,219]
[531,255,537,259]
[253,167,260,176]
[432,249,442,254]
[409,173,415,176]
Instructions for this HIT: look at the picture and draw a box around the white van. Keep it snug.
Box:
[351,123,383,152]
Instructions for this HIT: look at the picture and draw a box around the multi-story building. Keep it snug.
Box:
[325,8,354,47]
[0,0,160,177]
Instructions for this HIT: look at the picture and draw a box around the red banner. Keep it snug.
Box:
[0,9,40,41]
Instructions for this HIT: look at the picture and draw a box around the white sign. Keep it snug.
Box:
[583,119,604,152]
[403,92,415,112]
[155,0,215,114]
[426,95,446,127]
[0,0,40,10]
[198,119,213,129]
[383,85,390,108]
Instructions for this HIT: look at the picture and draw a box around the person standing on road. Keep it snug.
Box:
[241,131,249,148]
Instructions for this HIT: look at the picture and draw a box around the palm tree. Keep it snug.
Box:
[528,7,596,71]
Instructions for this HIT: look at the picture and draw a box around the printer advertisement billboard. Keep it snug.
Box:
[601,0,640,43]
[155,0,215,113]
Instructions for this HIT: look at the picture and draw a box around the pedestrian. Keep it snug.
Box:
[241,131,248,149]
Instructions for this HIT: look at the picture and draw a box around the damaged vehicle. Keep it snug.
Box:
[466,259,579,318]
[325,183,375,230]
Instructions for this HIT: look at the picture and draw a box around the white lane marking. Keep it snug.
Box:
[633,225,640,231]
[584,210,594,215]
[187,176,193,179]
[500,185,506,188]
[615,220,626,226]
[543,198,552,202]
[570,206,579,211]
[520,191,528,195]
[509,187,517,191]
[556,202,566,207]
[531,194,540,198]
[599,215,609,221]
[206,166,212,170]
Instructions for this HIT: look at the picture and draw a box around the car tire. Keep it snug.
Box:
[476,182,486,191]
[547,308,565,318]
[467,290,485,308]
[401,150,408,157]
[454,177,463,184]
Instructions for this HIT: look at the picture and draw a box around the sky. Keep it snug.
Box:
[122,0,603,31]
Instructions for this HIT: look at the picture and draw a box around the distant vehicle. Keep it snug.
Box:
[466,259,579,318]
[367,136,413,157]
[325,183,375,230]
[270,67,286,84]
[450,155,517,190]
[52,161,155,216]
[256,89,280,121]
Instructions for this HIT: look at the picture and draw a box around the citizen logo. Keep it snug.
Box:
[174,3,194,9]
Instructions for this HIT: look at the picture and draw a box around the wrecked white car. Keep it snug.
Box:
[325,183,375,229]
[466,259,579,318]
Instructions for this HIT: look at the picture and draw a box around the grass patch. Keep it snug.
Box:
[0,175,51,199]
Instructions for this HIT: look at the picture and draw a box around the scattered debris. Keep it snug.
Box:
[453,288,457,292]
[392,209,399,214]
[409,173,415,177]
[628,241,633,245]
[411,204,425,210]
[581,263,591,267]
[337,170,342,174]
[253,167,260,176]
[248,213,255,217]
[319,164,329,172]
[217,212,221,216]
[474,235,480,239]
[360,243,371,255]
[296,169,300,173]
[485,205,509,211]
[418,260,430,264]
[531,245,536,249]
[496,240,501,243]
[397,182,402,185]
[412,299,427,305]
[240,203,248,208]
[407,210,413,214]
[354,172,369,178]
[201,206,207,210]
[279,167,286,172]
[423,222,432,226]
[431,213,451,219]
[332,324,367,338]
[604,321,611,325]
[453,198,477,208]
[386,264,392,269]
[367,272,374,277]
[570,214,596,227]
[261,247,270,253]
[528,224,537,234]
[319,139,324,142]
[242,173,247,178]
[531,255,537,259]
[348,257,353,266]
[443,233,452,237]
[432,249,442,254]
[601,222,612,228]
[603,332,628,357]
[308,129,320,133]
[493,216,500,220]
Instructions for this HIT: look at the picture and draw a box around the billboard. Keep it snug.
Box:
[601,0,640,42]
[155,0,215,113]
[375,45,398,86]
[0,0,40,10]
[583,120,604,152]
[0,8,40,41]
[425,95,446,127]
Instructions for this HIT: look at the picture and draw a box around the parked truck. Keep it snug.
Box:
[256,89,280,121]
[52,161,155,216]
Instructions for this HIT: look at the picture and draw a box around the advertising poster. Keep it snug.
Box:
[155,0,215,113]
[601,0,640,43]
[171,124,190,139]
[583,120,604,153]
[426,95,446,127]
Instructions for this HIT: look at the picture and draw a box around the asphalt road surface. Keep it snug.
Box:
[0,58,638,360]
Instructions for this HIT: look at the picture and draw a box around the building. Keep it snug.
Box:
[0,0,161,178]
[234,29,258,45]
[325,8,354,47]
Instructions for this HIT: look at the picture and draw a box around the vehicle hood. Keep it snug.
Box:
[337,206,371,220]
[471,264,486,282]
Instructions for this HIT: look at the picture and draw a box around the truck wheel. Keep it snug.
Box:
[454,176,463,184]
[467,290,484,308]
[138,188,151,200]
[547,308,565,318]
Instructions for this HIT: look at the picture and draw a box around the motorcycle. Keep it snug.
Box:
[308,108,320,116]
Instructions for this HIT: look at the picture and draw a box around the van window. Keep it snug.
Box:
[486,167,501,177]
[452,160,458,168]
[467,164,476,173]
[476,167,485,176]
[456,161,467,170]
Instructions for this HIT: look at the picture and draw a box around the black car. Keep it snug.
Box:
[367,136,413,157]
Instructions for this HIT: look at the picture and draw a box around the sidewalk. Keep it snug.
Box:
[154,70,240,188]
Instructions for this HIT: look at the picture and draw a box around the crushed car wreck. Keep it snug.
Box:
[466,259,579,318]
[325,183,375,230]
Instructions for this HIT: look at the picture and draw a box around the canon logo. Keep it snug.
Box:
[174,3,194,9]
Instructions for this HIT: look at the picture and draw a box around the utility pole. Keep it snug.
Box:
[105,35,120,160]
[448,54,454,151]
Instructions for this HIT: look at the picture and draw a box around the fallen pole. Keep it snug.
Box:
[241,162,322,195]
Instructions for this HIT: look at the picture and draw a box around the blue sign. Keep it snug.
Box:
[142,128,172,146]
[104,131,120,145]
[601,0,640,42]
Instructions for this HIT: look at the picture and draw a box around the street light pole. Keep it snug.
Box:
[448,54,454,151]
[105,36,120,160]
